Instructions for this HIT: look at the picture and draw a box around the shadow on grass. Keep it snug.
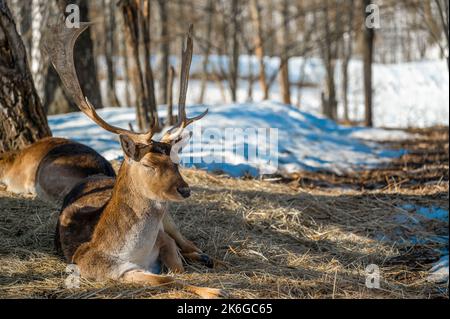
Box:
[0,184,447,298]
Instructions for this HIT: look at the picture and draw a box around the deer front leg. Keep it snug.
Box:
[156,230,184,273]
[163,212,201,253]
[163,212,218,268]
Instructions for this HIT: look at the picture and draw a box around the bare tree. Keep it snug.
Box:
[7,0,31,59]
[363,0,374,127]
[30,0,48,100]
[229,0,240,102]
[117,7,133,108]
[422,0,449,70]
[157,0,170,105]
[341,0,354,122]
[62,0,102,108]
[279,0,291,105]
[120,0,159,131]
[0,0,51,152]
[197,0,215,104]
[433,0,449,70]
[319,1,339,120]
[250,0,269,100]
[45,0,103,114]
[103,0,121,107]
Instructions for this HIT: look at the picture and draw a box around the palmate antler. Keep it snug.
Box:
[42,22,155,144]
[43,20,206,146]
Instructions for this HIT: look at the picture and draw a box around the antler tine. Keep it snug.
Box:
[163,25,208,142]
[43,21,138,138]
[177,24,194,119]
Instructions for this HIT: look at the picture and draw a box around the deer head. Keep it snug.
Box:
[43,23,207,201]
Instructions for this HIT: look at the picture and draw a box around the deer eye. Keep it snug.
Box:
[140,160,156,171]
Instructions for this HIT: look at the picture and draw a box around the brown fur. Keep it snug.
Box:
[0,137,115,203]
[50,22,223,298]
[57,150,225,298]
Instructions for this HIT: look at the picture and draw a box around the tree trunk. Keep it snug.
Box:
[341,0,354,122]
[30,0,48,101]
[139,0,158,129]
[247,54,254,102]
[0,0,51,152]
[249,0,269,100]
[117,8,132,107]
[279,0,291,105]
[64,0,102,108]
[157,0,169,105]
[433,0,450,71]
[103,0,120,107]
[363,0,374,127]
[120,0,150,130]
[197,0,214,104]
[8,0,31,60]
[120,0,159,131]
[45,0,103,114]
[229,0,240,102]
[320,3,338,120]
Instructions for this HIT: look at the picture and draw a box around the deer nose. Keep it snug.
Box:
[177,186,191,198]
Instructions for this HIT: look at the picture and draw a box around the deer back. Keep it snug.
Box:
[0,137,115,203]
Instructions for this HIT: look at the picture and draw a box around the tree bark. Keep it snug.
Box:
[320,2,338,120]
[30,0,48,101]
[117,8,132,107]
[0,0,51,152]
[249,0,269,100]
[7,0,31,60]
[139,0,158,129]
[120,0,159,131]
[197,0,214,104]
[103,0,120,107]
[229,0,240,102]
[63,0,102,108]
[363,0,374,127]
[157,0,169,105]
[341,0,354,122]
[120,0,150,130]
[45,0,103,114]
[279,0,291,105]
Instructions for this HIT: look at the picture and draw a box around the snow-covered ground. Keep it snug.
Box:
[399,205,449,284]
[49,101,411,177]
[100,56,449,128]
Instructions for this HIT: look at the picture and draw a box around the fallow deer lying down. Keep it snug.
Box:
[0,137,115,203]
[45,23,226,298]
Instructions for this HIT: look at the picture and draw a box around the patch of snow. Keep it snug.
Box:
[396,205,449,284]
[48,102,407,177]
[349,128,415,142]
[401,204,449,222]
[428,255,449,284]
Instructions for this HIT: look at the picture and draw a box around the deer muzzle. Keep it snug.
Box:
[176,186,191,198]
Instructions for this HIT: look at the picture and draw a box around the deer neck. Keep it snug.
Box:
[110,159,167,218]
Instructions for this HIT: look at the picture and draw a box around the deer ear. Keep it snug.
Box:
[119,135,140,161]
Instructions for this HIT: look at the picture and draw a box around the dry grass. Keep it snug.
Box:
[0,127,448,299]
